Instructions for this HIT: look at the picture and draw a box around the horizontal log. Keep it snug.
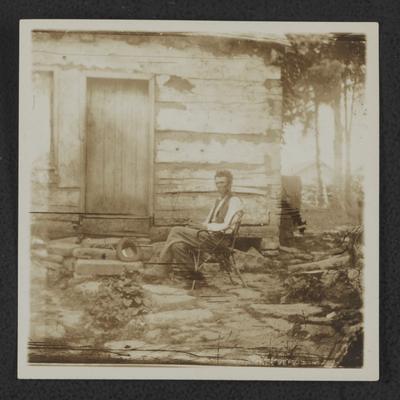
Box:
[156,104,281,134]
[155,162,281,181]
[153,213,273,226]
[154,192,272,211]
[31,186,81,211]
[155,177,280,191]
[153,192,277,225]
[31,213,80,222]
[156,74,281,104]
[155,183,269,196]
[33,52,280,82]
[33,32,280,64]
[288,255,350,273]
[155,136,281,165]
[155,129,282,143]
[158,100,273,113]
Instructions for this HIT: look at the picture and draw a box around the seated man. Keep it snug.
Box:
[159,169,243,268]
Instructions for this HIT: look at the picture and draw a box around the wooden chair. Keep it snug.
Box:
[190,210,247,290]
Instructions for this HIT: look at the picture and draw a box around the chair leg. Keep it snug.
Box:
[230,253,247,288]
[220,259,236,285]
[191,250,202,291]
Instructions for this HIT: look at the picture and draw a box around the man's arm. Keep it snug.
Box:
[206,197,243,232]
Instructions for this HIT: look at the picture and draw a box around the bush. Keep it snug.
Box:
[86,272,149,330]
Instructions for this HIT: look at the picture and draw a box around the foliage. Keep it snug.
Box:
[86,271,149,330]
[283,274,325,303]
[282,34,366,209]
[283,268,362,308]
[282,33,366,129]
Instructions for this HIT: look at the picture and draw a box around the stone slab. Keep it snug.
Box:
[75,259,144,275]
[142,284,196,310]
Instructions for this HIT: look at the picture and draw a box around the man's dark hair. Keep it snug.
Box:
[215,169,233,185]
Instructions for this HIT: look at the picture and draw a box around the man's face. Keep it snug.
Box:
[215,176,231,196]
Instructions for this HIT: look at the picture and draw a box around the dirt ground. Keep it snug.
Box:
[28,227,363,367]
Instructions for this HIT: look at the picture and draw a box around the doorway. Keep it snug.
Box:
[85,77,151,215]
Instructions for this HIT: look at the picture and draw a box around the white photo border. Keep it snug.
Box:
[18,19,379,381]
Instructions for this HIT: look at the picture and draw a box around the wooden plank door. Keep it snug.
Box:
[86,78,150,215]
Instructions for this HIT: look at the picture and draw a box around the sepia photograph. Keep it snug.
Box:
[18,20,379,380]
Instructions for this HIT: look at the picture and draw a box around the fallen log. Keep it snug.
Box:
[288,254,350,274]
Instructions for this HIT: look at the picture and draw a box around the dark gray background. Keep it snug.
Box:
[0,0,397,398]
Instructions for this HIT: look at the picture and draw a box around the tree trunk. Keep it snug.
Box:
[314,102,325,207]
[332,94,344,209]
[344,80,355,212]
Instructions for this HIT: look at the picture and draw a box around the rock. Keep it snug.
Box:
[142,284,196,310]
[247,247,264,258]
[80,237,121,249]
[261,250,280,257]
[45,254,64,263]
[144,309,215,327]
[31,260,47,279]
[31,237,46,248]
[47,241,80,257]
[42,260,63,270]
[326,311,337,320]
[73,247,117,260]
[54,236,80,244]
[75,259,144,275]
[233,248,265,271]
[347,268,360,281]
[32,249,64,264]
[260,240,279,250]
[63,257,76,272]
[280,246,300,254]
[248,303,323,319]
[279,253,295,261]
[31,248,48,259]
[75,281,101,295]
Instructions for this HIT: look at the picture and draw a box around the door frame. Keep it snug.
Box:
[80,71,155,217]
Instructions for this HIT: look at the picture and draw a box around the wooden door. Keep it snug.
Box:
[86,78,150,215]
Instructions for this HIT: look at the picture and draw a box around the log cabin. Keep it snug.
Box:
[30,30,287,248]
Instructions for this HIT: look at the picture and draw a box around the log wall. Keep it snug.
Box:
[31,32,283,239]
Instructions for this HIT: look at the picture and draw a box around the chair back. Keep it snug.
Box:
[227,210,244,250]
